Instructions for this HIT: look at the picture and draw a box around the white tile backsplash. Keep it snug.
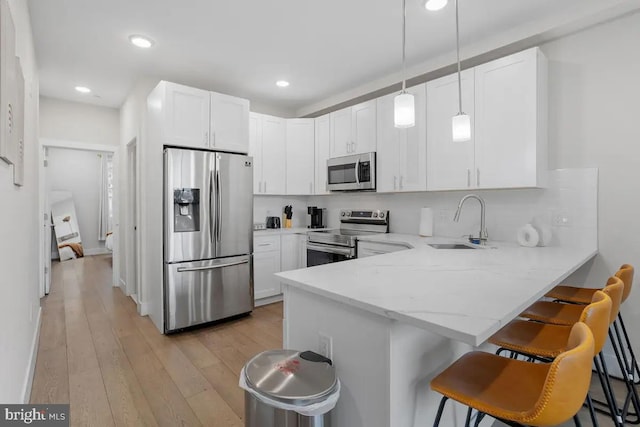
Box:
[256,169,597,250]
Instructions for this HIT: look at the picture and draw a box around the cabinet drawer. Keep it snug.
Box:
[254,235,281,253]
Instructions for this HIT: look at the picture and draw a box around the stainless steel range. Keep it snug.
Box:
[306,209,389,267]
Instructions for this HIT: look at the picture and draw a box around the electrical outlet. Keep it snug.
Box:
[318,333,333,360]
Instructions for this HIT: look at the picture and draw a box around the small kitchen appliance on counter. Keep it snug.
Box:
[266,216,281,229]
[306,209,389,266]
[307,206,326,229]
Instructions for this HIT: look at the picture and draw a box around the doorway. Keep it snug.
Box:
[126,138,140,306]
[38,139,120,297]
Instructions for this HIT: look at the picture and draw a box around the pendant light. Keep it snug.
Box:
[452,0,471,142]
[394,0,415,128]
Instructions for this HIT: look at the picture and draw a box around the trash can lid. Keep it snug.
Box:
[244,350,338,405]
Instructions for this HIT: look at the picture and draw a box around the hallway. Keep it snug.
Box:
[30,255,283,426]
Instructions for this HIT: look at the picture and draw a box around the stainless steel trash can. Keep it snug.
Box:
[243,350,339,427]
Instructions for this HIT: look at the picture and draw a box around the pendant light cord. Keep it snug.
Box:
[401,0,407,92]
[455,0,462,114]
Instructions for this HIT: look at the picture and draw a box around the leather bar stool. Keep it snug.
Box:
[548,265,640,393]
[489,291,617,427]
[431,322,594,427]
[520,276,640,424]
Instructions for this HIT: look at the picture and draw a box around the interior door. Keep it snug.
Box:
[214,152,253,258]
[164,148,214,263]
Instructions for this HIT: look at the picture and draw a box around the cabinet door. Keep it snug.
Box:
[330,108,352,157]
[314,114,331,195]
[210,92,250,154]
[376,93,400,192]
[426,71,475,191]
[299,235,307,268]
[475,48,541,189]
[280,234,301,272]
[253,250,282,300]
[163,82,210,148]
[249,113,262,194]
[398,84,427,192]
[286,119,315,195]
[351,100,377,154]
[260,115,286,195]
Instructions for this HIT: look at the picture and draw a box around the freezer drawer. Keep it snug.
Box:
[165,255,254,332]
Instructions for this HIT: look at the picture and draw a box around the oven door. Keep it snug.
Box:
[306,242,356,267]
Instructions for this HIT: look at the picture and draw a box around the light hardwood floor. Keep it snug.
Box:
[31,255,282,426]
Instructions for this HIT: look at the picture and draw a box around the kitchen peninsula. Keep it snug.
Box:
[276,238,597,427]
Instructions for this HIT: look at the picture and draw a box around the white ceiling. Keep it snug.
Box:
[28,0,636,114]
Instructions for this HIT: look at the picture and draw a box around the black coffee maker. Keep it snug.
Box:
[307,207,326,229]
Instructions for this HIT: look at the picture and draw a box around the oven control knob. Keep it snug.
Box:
[345,211,351,217]
[373,212,378,218]
[379,212,385,219]
[341,211,346,217]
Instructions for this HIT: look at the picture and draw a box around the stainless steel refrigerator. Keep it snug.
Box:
[164,147,253,333]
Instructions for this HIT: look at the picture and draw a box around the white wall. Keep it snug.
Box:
[39,96,119,146]
[0,0,41,403]
[46,148,108,257]
[540,11,640,351]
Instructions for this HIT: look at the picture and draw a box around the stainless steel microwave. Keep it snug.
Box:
[327,152,376,191]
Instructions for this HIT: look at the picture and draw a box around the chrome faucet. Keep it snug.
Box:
[453,194,488,245]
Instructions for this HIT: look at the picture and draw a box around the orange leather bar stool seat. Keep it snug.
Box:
[490,291,611,359]
[546,264,634,304]
[431,323,594,427]
[521,276,623,326]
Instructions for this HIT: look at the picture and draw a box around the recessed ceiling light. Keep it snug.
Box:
[425,0,448,11]
[129,35,154,48]
[276,80,290,88]
[75,86,91,94]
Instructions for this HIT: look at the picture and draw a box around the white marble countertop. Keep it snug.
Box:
[276,238,597,346]
[254,227,310,236]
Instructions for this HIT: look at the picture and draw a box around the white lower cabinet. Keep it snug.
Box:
[254,233,308,303]
[254,236,281,300]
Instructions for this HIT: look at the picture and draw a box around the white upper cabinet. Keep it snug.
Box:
[426,70,475,191]
[314,114,331,195]
[377,84,427,193]
[286,119,315,195]
[259,115,287,195]
[163,82,211,148]
[210,92,250,154]
[351,100,377,154]
[150,81,250,152]
[426,47,547,191]
[474,47,547,189]
[330,107,352,157]
[249,113,262,194]
[330,99,377,157]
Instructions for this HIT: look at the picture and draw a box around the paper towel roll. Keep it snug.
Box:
[419,208,434,237]
[517,224,540,247]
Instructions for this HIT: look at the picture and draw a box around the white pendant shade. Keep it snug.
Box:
[394,92,415,128]
[452,113,471,142]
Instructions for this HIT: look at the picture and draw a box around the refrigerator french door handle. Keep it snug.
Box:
[209,170,215,244]
[176,259,249,273]
[215,154,222,244]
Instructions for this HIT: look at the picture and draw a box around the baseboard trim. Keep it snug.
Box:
[139,301,151,316]
[255,294,283,307]
[119,277,126,290]
[22,306,42,404]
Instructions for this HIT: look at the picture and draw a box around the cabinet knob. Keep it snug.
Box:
[399,176,404,190]
[394,176,397,190]
[467,169,471,188]
[204,131,208,144]
[476,169,480,187]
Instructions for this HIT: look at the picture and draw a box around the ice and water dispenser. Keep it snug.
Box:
[173,188,200,232]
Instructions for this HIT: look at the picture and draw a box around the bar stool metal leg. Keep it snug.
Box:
[433,396,448,427]
[608,326,640,423]
[593,351,624,427]
[464,407,473,427]
[618,313,640,385]
[586,393,599,427]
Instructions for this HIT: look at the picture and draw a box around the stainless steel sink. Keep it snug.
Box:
[428,243,478,250]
